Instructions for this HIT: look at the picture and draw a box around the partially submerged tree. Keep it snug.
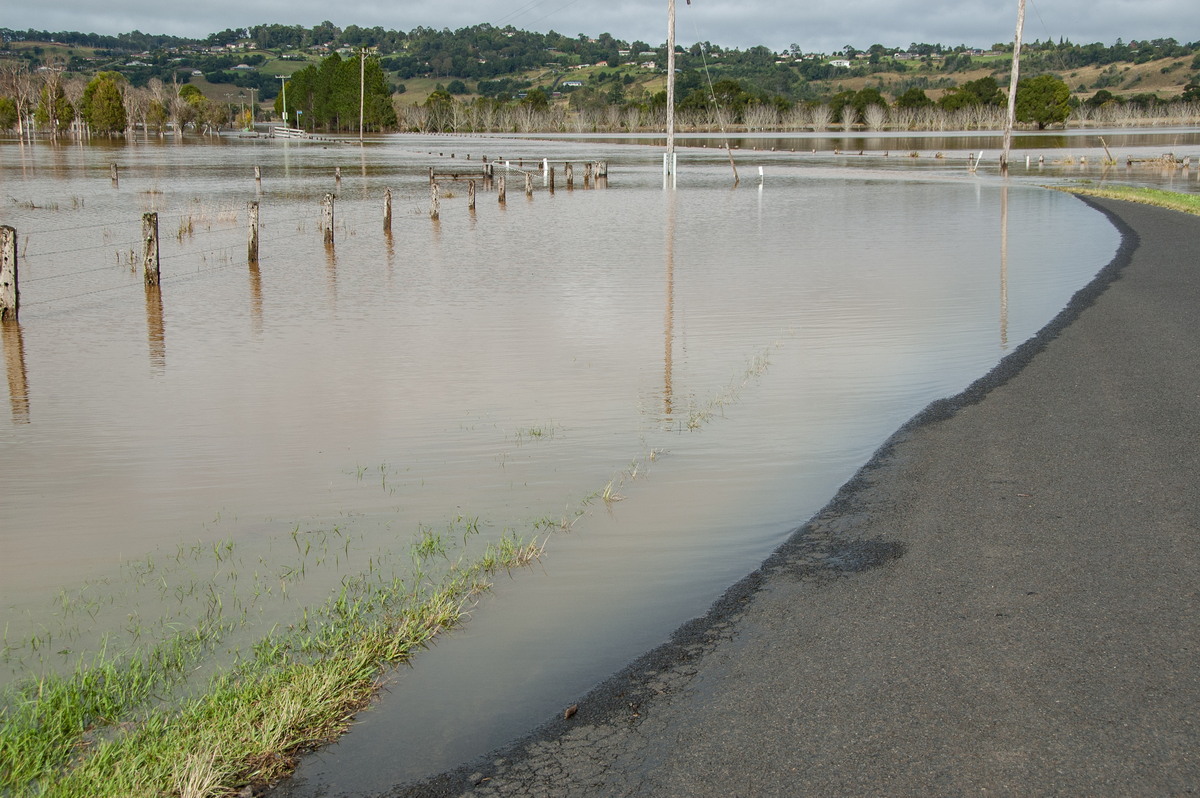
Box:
[35,81,74,135]
[80,72,128,135]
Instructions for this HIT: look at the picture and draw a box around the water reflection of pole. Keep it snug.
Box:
[249,262,263,335]
[2,321,30,423]
[663,191,677,418]
[145,284,166,372]
[1000,185,1010,350]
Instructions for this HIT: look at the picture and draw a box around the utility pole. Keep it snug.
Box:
[360,49,366,142]
[666,0,676,177]
[1001,0,1026,174]
[276,75,289,127]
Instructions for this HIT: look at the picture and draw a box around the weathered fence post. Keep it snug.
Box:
[383,188,393,231]
[596,161,608,179]
[548,167,555,194]
[428,167,435,186]
[0,226,17,321]
[142,213,160,286]
[498,175,506,204]
[525,173,534,197]
[430,182,440,220]
[254,164,262,185]
[584,162,593,185]
[565,162,574,189]
[468,180,476,210]
[110,163,119,186]
[335,166,342,184]
[321,193,335,245]
[247,201,259,264]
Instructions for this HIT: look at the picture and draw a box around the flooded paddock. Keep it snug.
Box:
[1,129,1182,790]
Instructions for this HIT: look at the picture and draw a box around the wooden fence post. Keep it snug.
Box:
[548,167,555,194]
[430,181,440,220]
[254,164,262,185]
[384,188,392,231]
[247,201,259,264]
[498,174,506,204]
[142,212,160,286]
[322,193,335,245]
[525,173,534,197]
[565,162,574,189]
[0,226,17,321]
[468,180,476,210]
[584,162,593,185]
[428,167,435,185]
[335,166,342,184]
[110,163,119,186]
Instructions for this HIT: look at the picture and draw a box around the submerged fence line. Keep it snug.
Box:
[2,159,614,319]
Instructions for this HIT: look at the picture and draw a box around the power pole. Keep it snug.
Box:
[276,75,289,127]
[1001,0,1026,174]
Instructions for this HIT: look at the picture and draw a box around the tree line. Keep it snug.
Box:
[0,64,253,139]
[273,53,396,132]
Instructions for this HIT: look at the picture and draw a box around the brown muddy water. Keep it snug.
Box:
[0,129,1191,791]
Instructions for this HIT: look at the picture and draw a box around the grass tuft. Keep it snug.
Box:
[1057,183,1200,216]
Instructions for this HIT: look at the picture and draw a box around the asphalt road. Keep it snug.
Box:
[392,196,1200,797]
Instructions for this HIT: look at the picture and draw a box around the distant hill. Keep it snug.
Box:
[1,23,1197,134]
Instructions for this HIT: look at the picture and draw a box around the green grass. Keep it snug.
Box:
[0,534,543,797]
[1058,183,1200,216]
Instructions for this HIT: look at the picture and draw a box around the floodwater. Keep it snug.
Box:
[0,128,1188,791]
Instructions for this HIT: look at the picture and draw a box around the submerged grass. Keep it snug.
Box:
[0,533,544,797]
[1057,183,1200,216]
[2,338,785,797]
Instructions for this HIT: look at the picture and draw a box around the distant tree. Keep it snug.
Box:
[446,79,468,95]
[178,83,203,103]
[80,72,127,134]
[938,76,1004,110]
[1015,74,1070,129]
[521,87,549,110]
[894,87,934,108]
[1086,89,1121,108]
[0,96,18,131]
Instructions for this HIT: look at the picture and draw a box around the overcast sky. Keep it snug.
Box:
[5,0,1194,55]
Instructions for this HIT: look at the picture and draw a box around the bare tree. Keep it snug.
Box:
[743,102,778,131]
[809,104,833,131]
[781,105,809,131]
[0,61,38,141]
[63,76,87,138]
[125,86,152,139]
[863,104,888,131]
[889,107,916,131]
[37,59,69,138]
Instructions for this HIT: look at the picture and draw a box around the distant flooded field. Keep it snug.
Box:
[0,129,1169,789]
